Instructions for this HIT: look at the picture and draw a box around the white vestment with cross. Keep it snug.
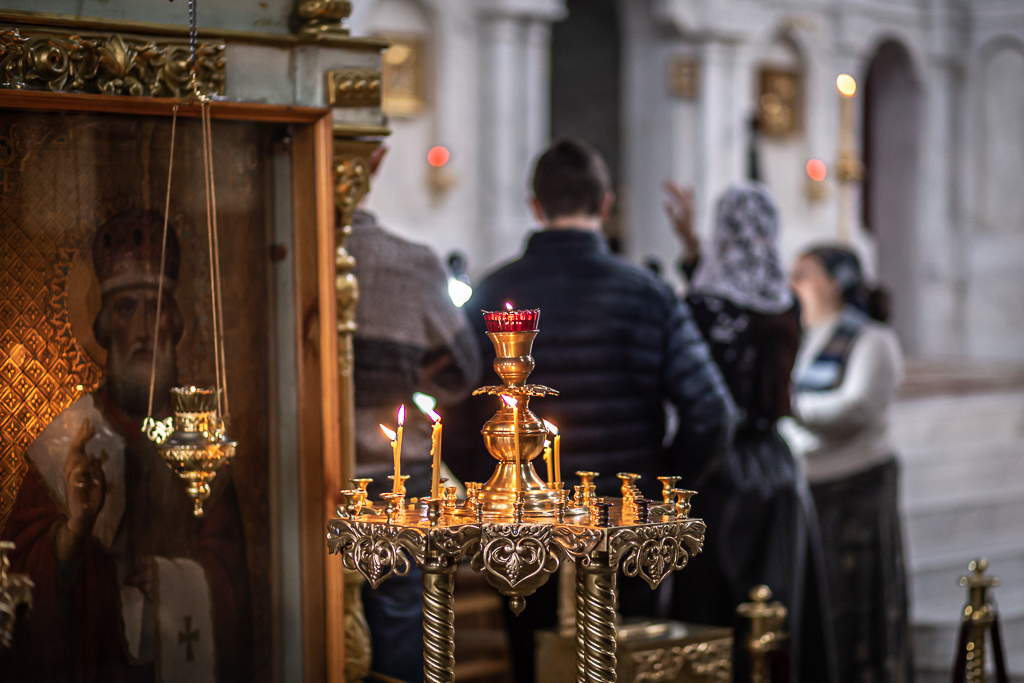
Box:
[154,556,217,682]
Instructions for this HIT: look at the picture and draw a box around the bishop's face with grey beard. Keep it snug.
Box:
[95,287,181,417]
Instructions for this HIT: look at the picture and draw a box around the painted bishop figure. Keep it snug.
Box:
[1,210,252,683]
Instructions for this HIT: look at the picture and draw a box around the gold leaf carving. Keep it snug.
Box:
[0,29,225,98]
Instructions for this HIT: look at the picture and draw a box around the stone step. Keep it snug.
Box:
[890,391,1024,451]
[903,496,1024,570]
[899,440,1024,511]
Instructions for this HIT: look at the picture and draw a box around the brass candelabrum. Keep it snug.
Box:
[144,387,237,517]
[327,308,706,683]
[737,585,788,683]
[954,558,1007,683]
[473,320,561,516]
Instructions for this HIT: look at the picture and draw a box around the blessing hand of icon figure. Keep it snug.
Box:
[63,419,107,537]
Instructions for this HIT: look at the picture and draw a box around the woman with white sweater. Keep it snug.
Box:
[788,245,913,682]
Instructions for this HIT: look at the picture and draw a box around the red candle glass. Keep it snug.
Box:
[483,307,540,333]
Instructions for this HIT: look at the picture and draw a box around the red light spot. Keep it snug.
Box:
[806,159,827,182]
[427,146,450,167]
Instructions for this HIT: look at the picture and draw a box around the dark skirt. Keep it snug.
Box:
[810,458,914,683]
[671,429,838,683]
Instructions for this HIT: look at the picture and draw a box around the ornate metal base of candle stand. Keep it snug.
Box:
[537,621,732,683]
[328,498,705,683]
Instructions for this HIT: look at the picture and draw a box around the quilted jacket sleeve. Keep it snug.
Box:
[662,296,736,469]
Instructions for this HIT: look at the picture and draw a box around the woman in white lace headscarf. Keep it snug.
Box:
[690,182,793,313]
[666,181,838,683]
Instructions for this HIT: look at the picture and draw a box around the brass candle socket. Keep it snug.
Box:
[657,476,681,504]
[423,498,443,527]
[380,492,404,524]
[351,478,373,511]
[387,475,410,496]
[673,489,696,518]
[337,489,361,517]
[155,387,236,518]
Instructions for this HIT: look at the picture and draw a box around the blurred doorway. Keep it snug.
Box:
[550,0,622,250]
[862,40,922,353]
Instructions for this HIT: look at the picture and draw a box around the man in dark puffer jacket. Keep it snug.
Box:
[448,139,734,683]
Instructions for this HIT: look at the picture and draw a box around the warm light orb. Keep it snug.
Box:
[836,74,857,97]
[806,159,827,182]
[427,145,450,167]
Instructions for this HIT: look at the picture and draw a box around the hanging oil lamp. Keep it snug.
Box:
[141,0,236,517]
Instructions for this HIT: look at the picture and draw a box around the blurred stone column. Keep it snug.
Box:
[478,0,567,266]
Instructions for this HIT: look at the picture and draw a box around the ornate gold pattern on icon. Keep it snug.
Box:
[0,29,225,97]
[0,124,103,529]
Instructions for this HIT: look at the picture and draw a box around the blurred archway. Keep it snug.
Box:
[862,39,922,353]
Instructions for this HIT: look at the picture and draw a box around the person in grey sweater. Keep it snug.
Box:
[788,245,912,683]
[347,148,481,683]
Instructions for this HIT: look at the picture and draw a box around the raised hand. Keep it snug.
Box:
[663,181,700,257]
[62,419,106,537]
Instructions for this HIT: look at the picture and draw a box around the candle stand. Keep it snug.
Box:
[328,312,706,683]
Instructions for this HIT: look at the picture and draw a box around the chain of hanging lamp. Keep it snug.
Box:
[144,0,230,430]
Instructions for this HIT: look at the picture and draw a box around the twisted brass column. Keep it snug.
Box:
[578,555,617,683]
[575,559,588,683]
[421,561,458,683]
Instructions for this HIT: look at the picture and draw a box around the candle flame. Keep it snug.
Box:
[543,419,559,435]
[398,405,405,425]
[380,424,397,441]
[426,408,441,423]
[501,395,518,408]
[505,302,513,311]
[836,73,857,97]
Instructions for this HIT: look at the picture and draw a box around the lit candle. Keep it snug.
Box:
[380,423,399,493]
[544,419,561,484]
[542,439,553,486]
[427,408,443,499]
[502,395,521,493]
[396,405,405,492]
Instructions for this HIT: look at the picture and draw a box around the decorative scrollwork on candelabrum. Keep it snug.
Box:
[470,524,601,614]
[611,520,706,590]
[0,30,225,97]
[327,521,481,588]
[327,521,424,588]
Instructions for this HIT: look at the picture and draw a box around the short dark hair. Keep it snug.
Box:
[531,139,611,219]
